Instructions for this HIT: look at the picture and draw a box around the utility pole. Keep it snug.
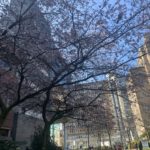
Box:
[115,87,126,149]
[63,122,67,150]
[87,125,90,149]
[107,74,126,149]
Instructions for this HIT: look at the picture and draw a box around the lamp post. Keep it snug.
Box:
[63,121,67,150]
[87,125,90,149]
[107,74,126,149]
[73,140,76,150]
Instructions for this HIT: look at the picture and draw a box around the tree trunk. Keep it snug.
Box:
[102,132,105,147]
[42,122,50,150]
[126,129,131,150]
[107,129,113,150]
[98,133,102,150]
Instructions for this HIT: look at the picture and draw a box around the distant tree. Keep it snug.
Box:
[66,82,115,149]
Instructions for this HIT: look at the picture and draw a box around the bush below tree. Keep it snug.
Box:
[30,127,62,150]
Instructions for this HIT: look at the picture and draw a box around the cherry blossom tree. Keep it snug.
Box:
[0,0,150,149]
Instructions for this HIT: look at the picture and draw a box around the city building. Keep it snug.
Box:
[0,112,14,140]
[62,80,130,149]
[0,0,64,149]
[0,112,43,149]
[127,33,150,138]
[50,123,63,147]
[12,113,43,149]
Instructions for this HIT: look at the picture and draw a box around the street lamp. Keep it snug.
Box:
[73,140,76,150]
[107,74,126,149]
[63,120,68,150]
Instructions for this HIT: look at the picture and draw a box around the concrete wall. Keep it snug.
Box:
[14,114,43,149]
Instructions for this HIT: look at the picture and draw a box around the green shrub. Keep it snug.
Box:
[128,140,139,149]
[0,140,18,150]
[30,127,62,150]
[140,128,150,139]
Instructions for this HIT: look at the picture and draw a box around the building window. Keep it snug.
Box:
[0,128,9,137]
